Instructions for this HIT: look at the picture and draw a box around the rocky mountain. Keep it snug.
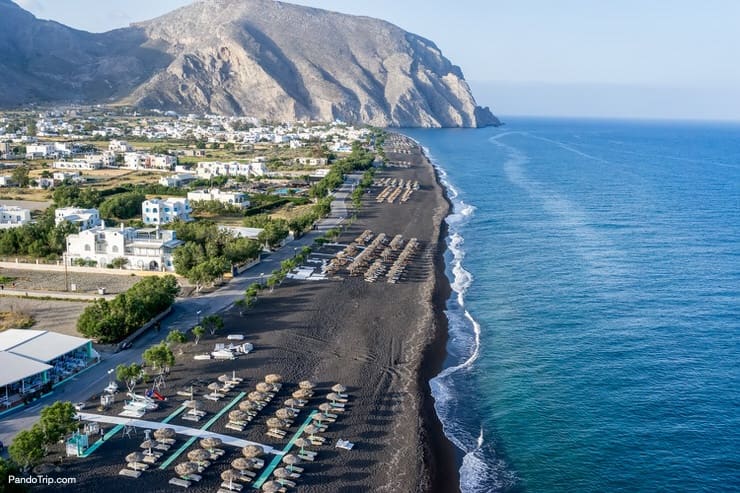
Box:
[0,0,498,127]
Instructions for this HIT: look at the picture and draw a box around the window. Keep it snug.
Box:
[164,208,170,212]
[145,208,150,213]
[84,244,90,252]
[112,246,119,253]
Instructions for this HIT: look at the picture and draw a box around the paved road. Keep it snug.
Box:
[0,174,360,452]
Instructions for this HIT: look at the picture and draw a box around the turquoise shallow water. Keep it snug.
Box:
[404,119,740,493]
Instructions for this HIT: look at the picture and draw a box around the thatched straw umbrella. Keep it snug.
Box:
[184,399,200,409]
[275,408,295,420]
[221,469,240,490]
[298,380,315,390]
[318,402,335,414]
[140,440,156,456]
[266,417,288,430]
[229,410,248,422]
[188,448,210,464]
[218,374,230,383]
[175,461,199,478]
[239,400,258,412]
[273,467,293,479]
[241,444,264,458]
[248,391,267,402]
[313,413,331,424]
[326,392,343,403]
[264,374,282,384]
[281,454,300,473]
[231,457,253,472]
[292,389,311,400]
[126,452,145,470]
[200,436,222,452]
[262,481,282,493]
[207,382,222,392]
[293,437,310,455]
[154,427,175,440]
[331,384,347,394]
[284,398,301,409]
[255,382,273,393]
[303,424,321,439]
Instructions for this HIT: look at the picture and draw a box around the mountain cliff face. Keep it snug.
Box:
[0,0,498,127]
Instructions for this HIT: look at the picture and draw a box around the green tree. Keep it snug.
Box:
[11,166,30,188]
[9,427,45,471]
[38,401,77,447]
[192,325,205,344]
[143,342,175,373]
[110,257,128,269]
[116,363,143,393]
[0,457,28,492]
[201,314,223,336]
[99,192,146,220]
[166,329,187,345]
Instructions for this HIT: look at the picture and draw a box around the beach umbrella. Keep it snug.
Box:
[221,469,240,489]
[218,374,230,383]
[331,384,347,394]
[239,400,258,412]
[231,457,252,472]
[326,392,343,403]
[293,438,310,455]
[292,389,311,400]
[303,424,321,439]
[140,440,156,455]
[154,427,175,440]
[248,391,267,402]
[318,402,335,414]
[266,417,288,429]
[255,382,273,393]
[298,380,315,390]
[208,382,222,392]
[281,454,300,473]
[175,461,199,477]
[188,448,211,464]
[200,437,222,451]
[284,398,301,409]
[262,481,282,493]
[241,444,264,458]
[264,374,282,384]
[126,452,145,470]
[273,467,292,479]
[275,408,295,420]
[229,409,248,422]
[313,414,331,424]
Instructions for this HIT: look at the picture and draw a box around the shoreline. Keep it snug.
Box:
[415,148,463,493]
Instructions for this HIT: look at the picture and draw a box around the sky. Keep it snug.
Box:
[12,0,740,121]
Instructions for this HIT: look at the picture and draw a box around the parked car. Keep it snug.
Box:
[73,402,86,411]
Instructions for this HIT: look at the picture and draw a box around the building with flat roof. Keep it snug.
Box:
[0,329,94,409]
[142,198,191,225]
[55,207,101,231]
[0,205,32,229]
[187,188,250,208]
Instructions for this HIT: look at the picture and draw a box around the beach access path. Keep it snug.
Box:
[0,174,361,453]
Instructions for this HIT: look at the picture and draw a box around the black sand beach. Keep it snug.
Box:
[34,135,459,493]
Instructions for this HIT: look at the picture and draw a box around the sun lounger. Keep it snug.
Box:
[155,443,172,451]
[298,453,315,461]
[286,465,304,474]
[204,393,222,401]
[143,455,159,464]
[266,430,285,440]
[210,449,226,458]
[220,481,243,491]
[119,468,141,478]
[226,422,245,432]
[182,414,201,422]
[127,462,149,471]
[194,354,212,360]
[276,478,296,488]
[239,470,256,479]
[169,478,191,488]
[186,473,203,481]
[119,409,145,418]
[336,439,355,450]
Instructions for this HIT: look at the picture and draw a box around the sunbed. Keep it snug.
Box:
[168,477,191,488]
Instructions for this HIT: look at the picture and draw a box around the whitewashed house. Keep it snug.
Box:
[65,224,182,271]
[54,208,101,231]
[142,198,191,224]
[159,173,196,188]
[108,140,133,153]
[187,188,249,208]
[0,206,31,229]
[124,152,176,171]
[52,158,102,170]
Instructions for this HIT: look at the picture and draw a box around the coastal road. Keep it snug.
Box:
[0,174,360,452]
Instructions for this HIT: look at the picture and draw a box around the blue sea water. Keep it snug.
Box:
[403,119,740,493]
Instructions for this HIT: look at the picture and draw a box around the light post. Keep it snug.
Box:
[196,310,202,325]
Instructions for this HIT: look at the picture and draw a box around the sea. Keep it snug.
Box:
[403,118,740,493]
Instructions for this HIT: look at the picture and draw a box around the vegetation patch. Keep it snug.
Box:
[0,310,36,331]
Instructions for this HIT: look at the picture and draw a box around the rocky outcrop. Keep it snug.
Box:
[0,0,498,127]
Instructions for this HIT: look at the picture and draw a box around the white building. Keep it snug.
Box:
[142,198,191,225]
[55,207,101,231]
[0,175,16,187]
[187,188,249,208]
[0,206,31,229]
[52,158,102,170]
[25,144,56,159]
[194,159,267,179]
[65,224,182,271]
[124,152,176,171]
[159,173,196,188]
[108,140,133,153]
[295,157,328,166]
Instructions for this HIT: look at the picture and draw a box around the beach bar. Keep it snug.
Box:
[0,329,95,410]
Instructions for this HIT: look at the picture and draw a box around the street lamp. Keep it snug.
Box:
[196,310,202,325]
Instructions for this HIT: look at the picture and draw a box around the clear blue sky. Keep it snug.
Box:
[13,0,740,120]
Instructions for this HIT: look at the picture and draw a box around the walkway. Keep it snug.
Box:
[76,412,277,454]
